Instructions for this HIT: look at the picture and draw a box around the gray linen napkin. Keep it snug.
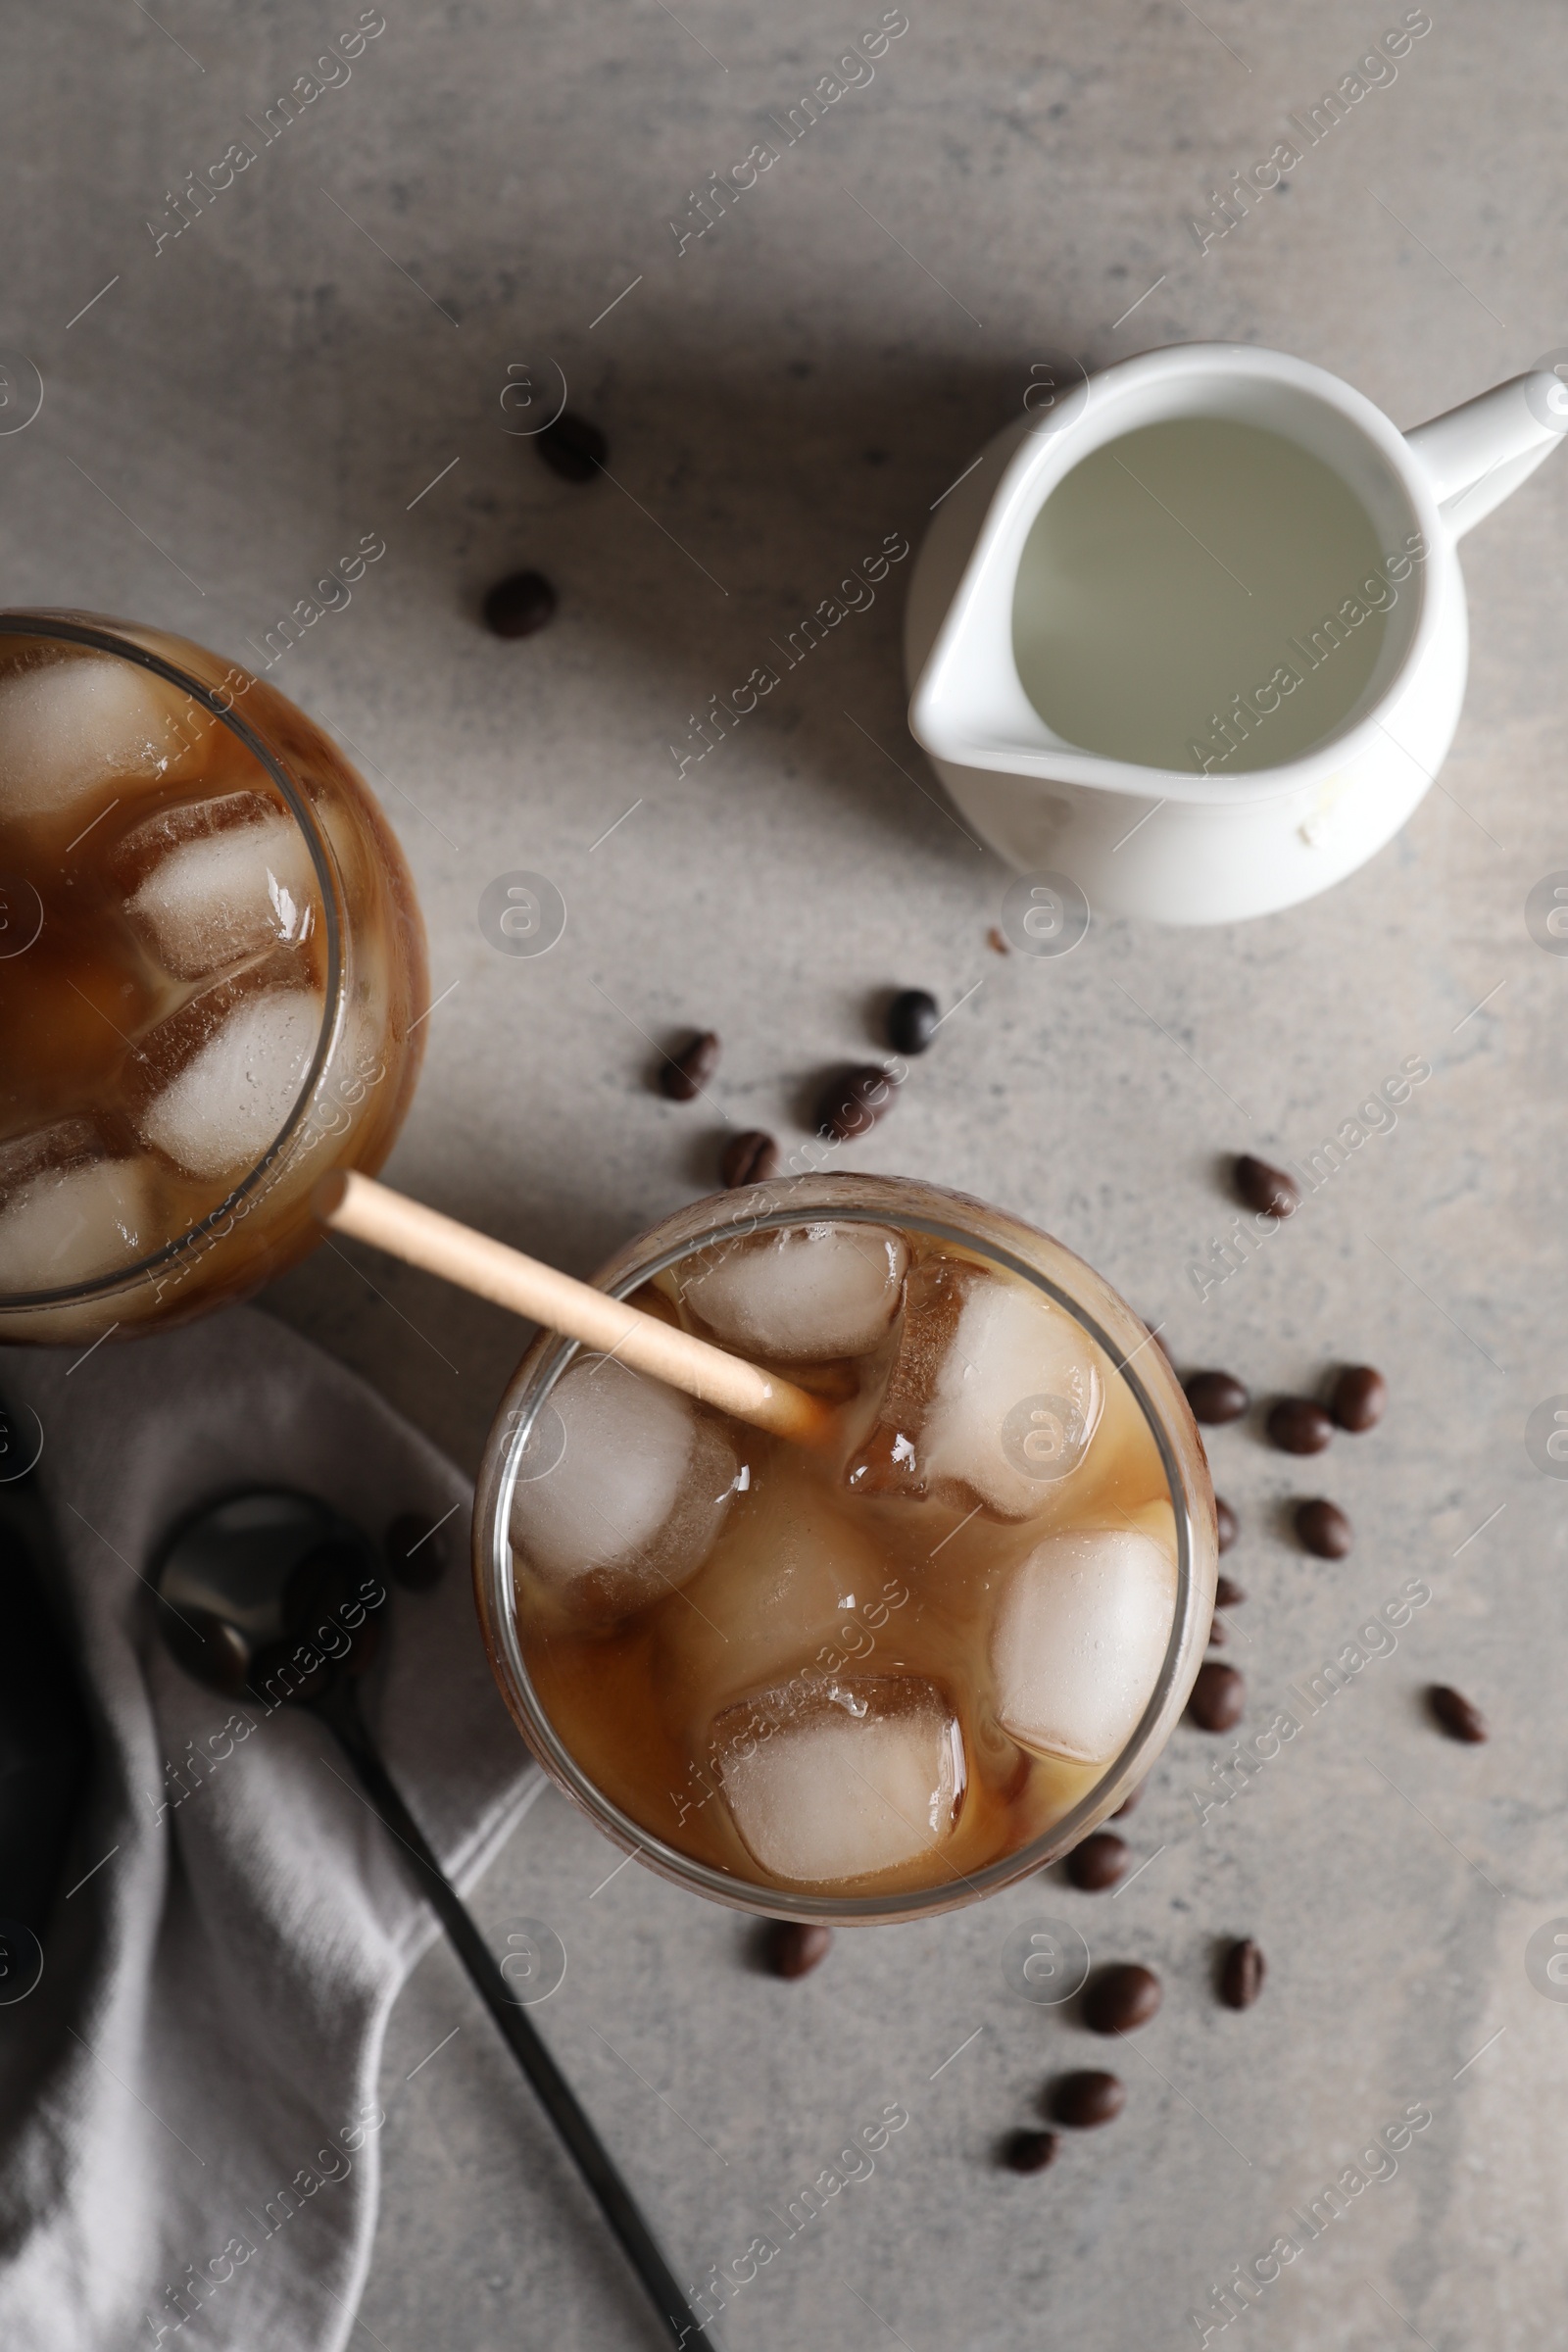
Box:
[0,1303,541,2350]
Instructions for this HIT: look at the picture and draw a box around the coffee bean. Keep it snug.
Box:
[1215,1574,1246,1608]
[1084,1963,1161,2034]
[815,1063,897,1143]
[1112,1780,1144,1818]
[1215,1495,1238,1552]
[1186,1370,1249,1425]
[1065,1832,1129,1891]
[164,1606,251,1694]
[1207,1612,1226,1646]
[250,1630,333,1707]
[765,1920,833,1978]
[482,568,557,639]
[1235,1154,1299,1219]
[1220,1937,1265,2010]
[1296,1497,1352,1558]
[385,1511,446,1592]
[536,410,608,482]
[659,1031,720,1102]
[887,988,940,1055]
[1002,2128,1058,2174]
[1266,1397,1333,1454]
[1429,1685,1488,1744]
[1049,2071,1125,2128]
[720,1129,778,1188]
[1189,1659,1245,1733]
[1332,1364,1387,1433]
[987,925,1010,956]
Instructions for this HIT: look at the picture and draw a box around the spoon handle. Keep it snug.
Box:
[319,1681,706,2351]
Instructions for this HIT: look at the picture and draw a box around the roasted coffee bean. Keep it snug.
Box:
[1296,1497,1352,1558]
[659,1031,720,1102]
[481,568,557,639]
[1084,1963,1161,2034]
[887,988,940,1055]
[1215,1495,1238,1552]
[1429,1685,1488,1744]
[1112,1780,1144,1818]
[1220,1937,1266,2010]
[386,1512,446,1592]
[987,925,1010,956]
[536,410,608,481]
[164,1606,251,1694]
[1332,1363,1388,1433]
[815,1063,897,1142]
[1065,1832,1129,1891]
[1189,1659,1245,1732]
[1207,1612,1226,1646]
[1049,2071,1125,2129]
[1267,1396,1333,1454]
[1235,1154,1299,1219]
[1215,1574,1246,1608]
[1186,1370,1250,1425]
[1002,2128,1059,2175]
[720,1129,779,1187]
[765,1920,833,1978]
[252,1639,333,1707]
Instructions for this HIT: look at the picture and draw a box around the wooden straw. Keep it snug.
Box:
[313,1171,831,1446]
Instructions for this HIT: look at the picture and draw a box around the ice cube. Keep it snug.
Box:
[990,1528,1176,1764]
[0,1122,158,1290]
[136,985,322,1180]
[0,653,198,824]
[712,1674,966,1886]
[511,1355,738,1617]
[652,1482,898,1720]
[679,1222,906,1361]
[846,1252,968,1496]
[849,1265,1102,1518]
[120,793,318,980]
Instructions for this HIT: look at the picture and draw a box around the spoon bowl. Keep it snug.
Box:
[155,1489,382,1699]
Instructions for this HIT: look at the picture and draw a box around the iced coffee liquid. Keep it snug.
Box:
[511,1221,1179,1898]
[0,643,330,1298]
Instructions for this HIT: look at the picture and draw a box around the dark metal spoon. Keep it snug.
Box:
[154,1489,705,2351]
[0,1422,92,1994]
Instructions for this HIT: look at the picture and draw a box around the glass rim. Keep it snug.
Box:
[473,1175,1208,1926]
[0,611,344,1308]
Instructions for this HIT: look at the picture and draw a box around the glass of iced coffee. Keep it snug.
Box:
[474,1175,1215,1923]
[0,612,427,1345]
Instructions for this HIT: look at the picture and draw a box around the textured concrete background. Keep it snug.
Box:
[9,0,1568,2342]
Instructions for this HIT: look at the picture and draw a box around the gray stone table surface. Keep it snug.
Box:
[10,0,1568,2343]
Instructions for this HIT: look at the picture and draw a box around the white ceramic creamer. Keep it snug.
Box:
[906,345,1566,924]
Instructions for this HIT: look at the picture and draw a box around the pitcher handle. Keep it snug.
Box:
[1404,369,1568,539]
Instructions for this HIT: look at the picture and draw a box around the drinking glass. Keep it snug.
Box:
[0,612,427,1344]
[473,1172,1216,1925]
